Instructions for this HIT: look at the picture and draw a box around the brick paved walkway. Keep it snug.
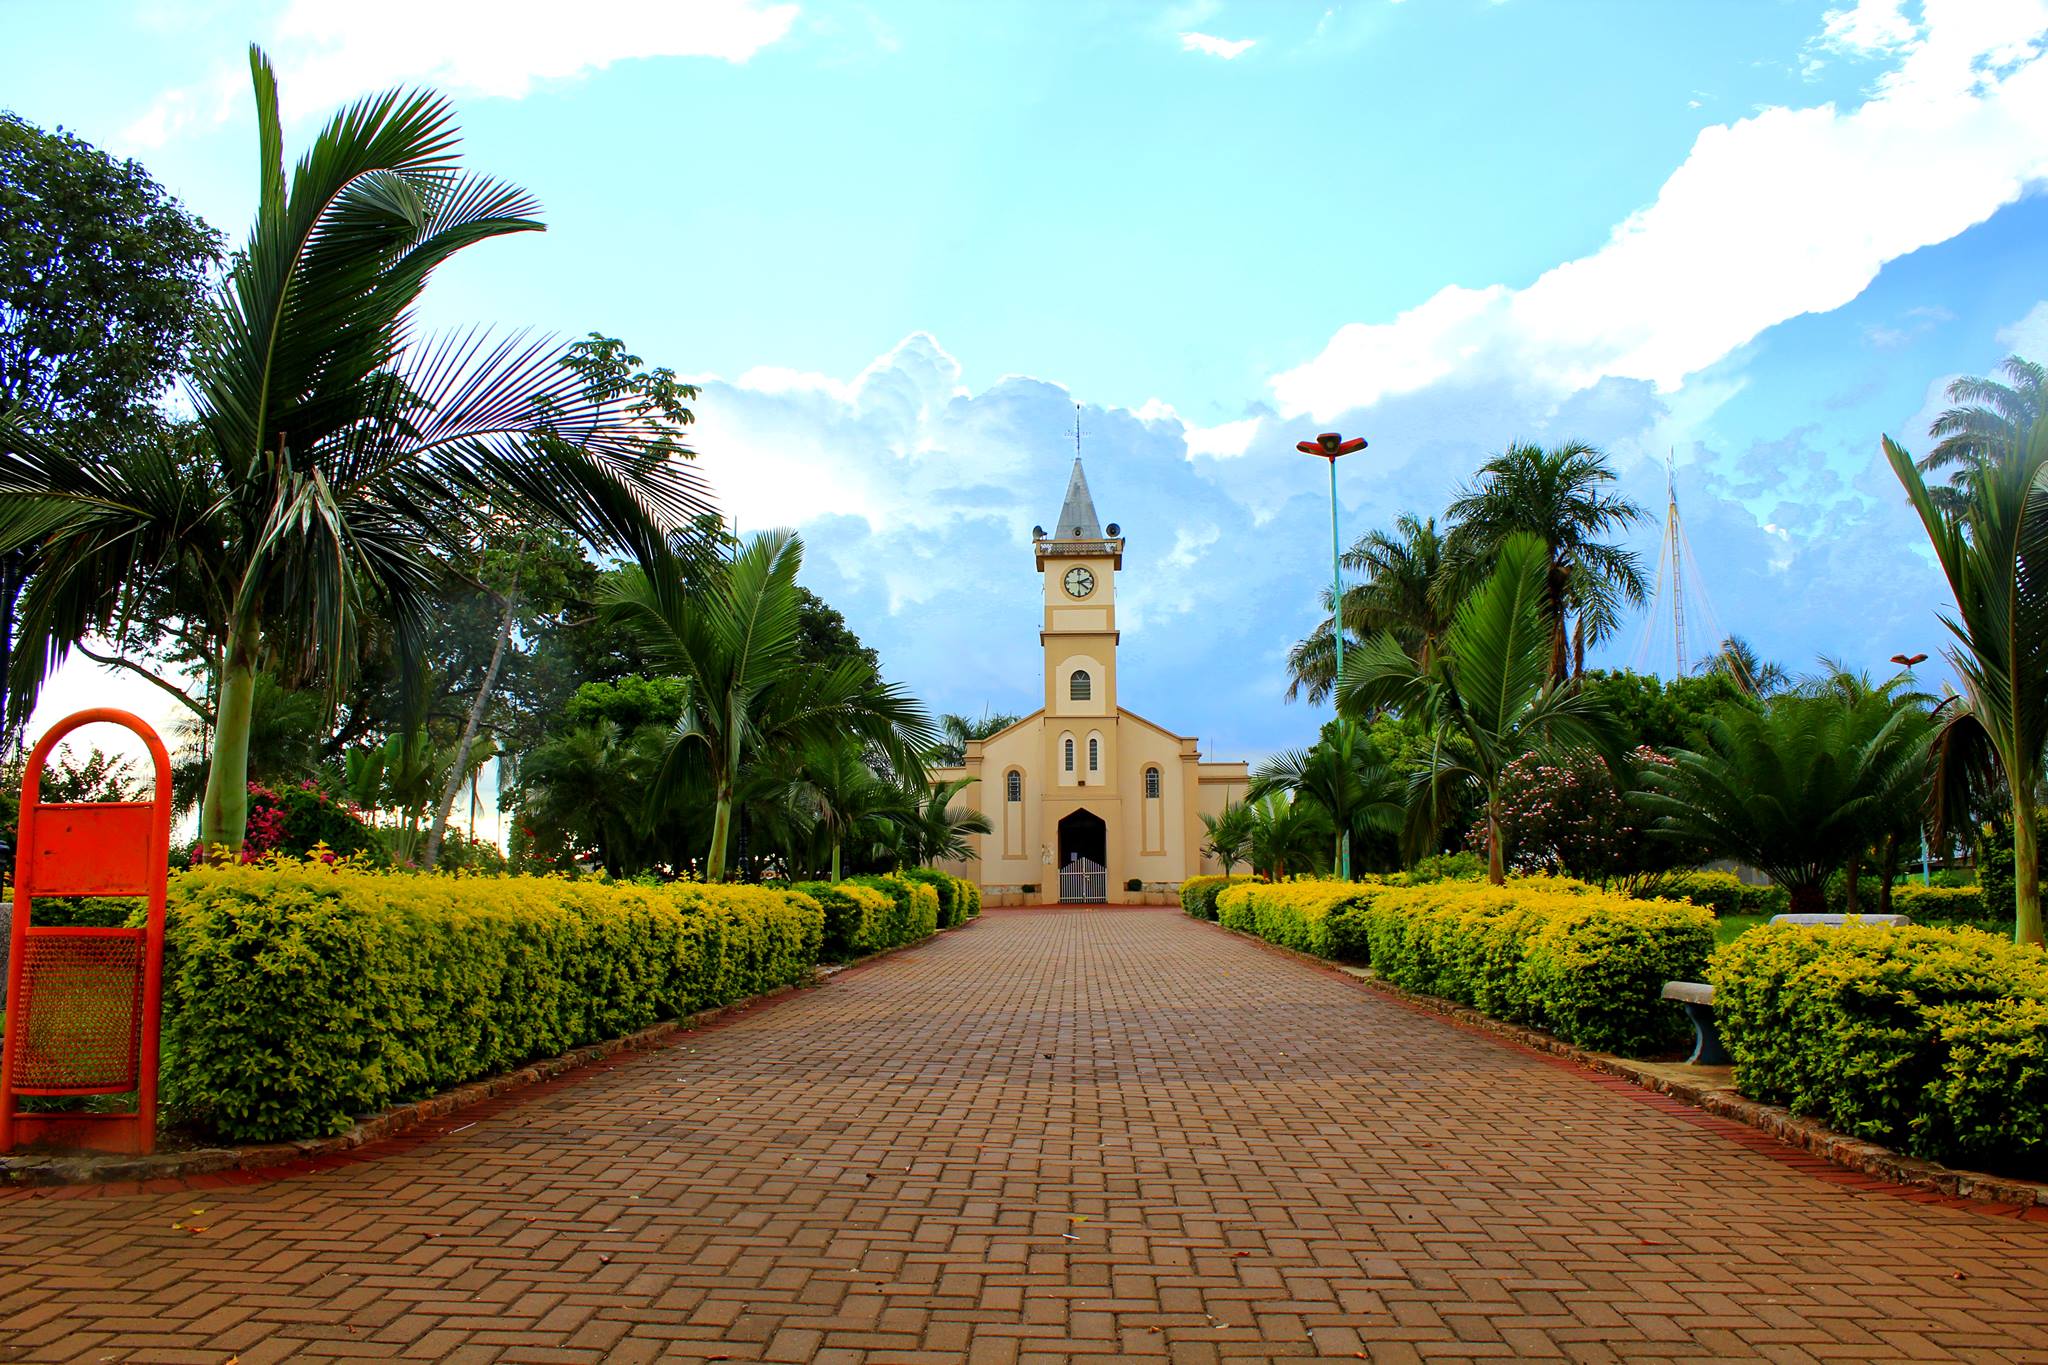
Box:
[3,908,2047,1363]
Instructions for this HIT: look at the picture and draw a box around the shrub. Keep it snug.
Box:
[1218,878,1713,1055]
[157,863,824,1142]
[956,876,981,918]
[1180,874,1249,921]
[900,867,960,926]
[1710,924,2048,1173]
[1214,880,1374,959]
[847,872,941,945]
[1891,883,1988,925]
[1402,851,1485,884]
[795,879,896,959]
[241,781,379,861]
[1648,870,1788,918]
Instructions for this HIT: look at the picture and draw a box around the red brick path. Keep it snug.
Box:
[2,907,2046,1363]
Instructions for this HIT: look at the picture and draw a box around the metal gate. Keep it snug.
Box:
[0,708,173,1156]
[1059,856,1106,903]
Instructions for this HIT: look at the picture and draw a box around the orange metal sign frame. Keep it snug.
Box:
[0,709,173,1156]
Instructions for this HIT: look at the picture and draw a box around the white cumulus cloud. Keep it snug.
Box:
[125,0,799,146]
[1180,32,1257,59]
[1272,0,2048,420]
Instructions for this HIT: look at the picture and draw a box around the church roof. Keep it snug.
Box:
[1053,458,1102,539]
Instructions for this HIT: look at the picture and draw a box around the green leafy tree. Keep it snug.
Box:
[1288,514,1452,704]
[1339,532,1623,884]
[1200,800,1255,876]
[1444,441,1647,681]
[782,738,910,881]
[0,50,706,852]
[605,529,937,880]
[894,776,993,866]
[1249,717,1401,879]
[0,113,221,734]
[1636,686,1933,915]
[1579,668,1758,751]
[1887,416,2048,945]
[518,719,667,875]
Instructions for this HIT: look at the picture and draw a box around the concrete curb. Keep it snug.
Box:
[1205,918,2048,1213]
[1,916,977,1190]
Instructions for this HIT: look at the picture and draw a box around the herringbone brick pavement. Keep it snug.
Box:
[1,907,2045,1363]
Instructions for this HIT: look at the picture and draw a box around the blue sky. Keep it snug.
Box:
[11,0,2048,766]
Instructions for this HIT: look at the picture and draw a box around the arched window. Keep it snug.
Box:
[1088,737,1099,771]
[1006,770,1022,802]
[1063,738,1075,771]
[1145,767,1161,799]
[1070,669,1091,701]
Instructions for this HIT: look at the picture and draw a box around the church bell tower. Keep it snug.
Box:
[1035,452,1122,755]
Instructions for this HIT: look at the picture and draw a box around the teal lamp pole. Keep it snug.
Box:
[1891,651,1932,884]
[1297,430,1368,879]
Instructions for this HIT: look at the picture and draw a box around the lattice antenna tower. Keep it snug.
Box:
[1666,450,1687,677]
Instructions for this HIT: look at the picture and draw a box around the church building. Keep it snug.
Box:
[932,458,1250,904]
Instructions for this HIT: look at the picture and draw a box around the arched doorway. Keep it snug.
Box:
[1057,809,1108,903]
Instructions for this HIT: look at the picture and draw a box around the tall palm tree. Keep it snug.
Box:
[1287,514,1452,705]
[1249,718,1402,879]
[1888,417,2048,946]
[605,529,938,881]
[1636,688,1933,916]
[1340,533,1623,884]
[1200,800,1255,876]
[1916,355,2045,514]
[0,49,704,851]
[517,719,664,875]
[1696,635,1790,697]
[1443,441,1647,681]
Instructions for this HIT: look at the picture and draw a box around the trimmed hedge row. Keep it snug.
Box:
[1651,870,1789,918]
[159,865,826,1142]
[801,870,977,958]
[1711,924,2048,1173]
[1213,878,1714,1055]
[1180,874,1249,920]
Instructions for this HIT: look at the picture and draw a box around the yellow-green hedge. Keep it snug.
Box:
[1181,874,1250,920]
[847,872,941,943]
[1710,924,2048,1173]
[1891,883,1988,924]
[158,864,824,1143]
[1214,878,1713,1055]
[794,879,898,959]
[1649,870,1789,918]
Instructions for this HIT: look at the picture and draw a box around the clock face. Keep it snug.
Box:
[1063,566,1095,598]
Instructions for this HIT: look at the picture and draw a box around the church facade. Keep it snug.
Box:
[932,459,1250,904]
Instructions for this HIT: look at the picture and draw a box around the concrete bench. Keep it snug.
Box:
[1660,980,1728,1065]
[1768,912,1913,927]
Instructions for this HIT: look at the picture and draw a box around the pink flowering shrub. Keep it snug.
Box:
[1467,747,1701,886]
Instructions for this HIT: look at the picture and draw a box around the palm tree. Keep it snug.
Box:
[1200,800,1255,875]
[1696,635,1790,697]
[782,738,908,881]
[0,49,704,851]
[1249,718,1401,879]
[1244,793,1330,881]
[932,708,1022,765]
[895,776,993,865]
[518,719,664,875]
[1444,441,1647,681]
[1887,417,2048,946]
[1916,355,2045,514]
[1339,532,1623,884]
[1287,514,1452,704]
[605,529,938,881]
[1636,688,1934,916]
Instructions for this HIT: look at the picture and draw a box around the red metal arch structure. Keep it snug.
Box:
[0,709,173,1155]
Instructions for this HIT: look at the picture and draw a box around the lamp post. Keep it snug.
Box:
[1891,651,1932,884]
[1297,431,1368,878]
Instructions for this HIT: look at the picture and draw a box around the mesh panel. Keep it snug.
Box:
[11,930,145,1090]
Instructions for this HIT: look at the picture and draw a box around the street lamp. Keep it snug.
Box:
[1297,430,1368,878]
[1893,650,1932,883]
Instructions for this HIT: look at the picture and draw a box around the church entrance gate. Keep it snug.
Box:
[1056,809,1108,903]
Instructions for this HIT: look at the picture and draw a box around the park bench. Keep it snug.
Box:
[1661,912,1916,1065]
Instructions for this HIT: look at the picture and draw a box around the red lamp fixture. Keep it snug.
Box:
[1297,432,1368,460]
[1890,653,1927,667]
